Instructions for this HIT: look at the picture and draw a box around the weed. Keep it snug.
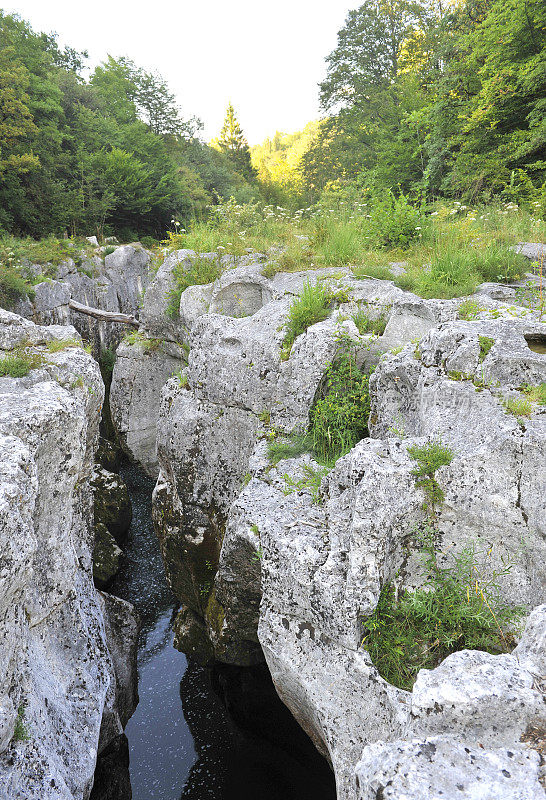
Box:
[174,370,189,388]
[103,245,116,257]
[124,330,161,353]
[407,440,454,509]
[351,305,388,336]
[353,264,396,282]
[70,376,85,389]
[267,432,314,465]
[361,528,523,690]
[503,396,533,418]
[242,472,252,486]
[522,383,546,405]
[0,350,42,377]
[310,335,372,462]
[478,335,495,362]
[46,338,79,352]
[12,704,30,743]
[258,409,271,425]
[167,256,221,317]
[0,265,33,309]
[281,464,330,504]
[458,299,481,320]
[250,523,260,536]
[282,280,332,355]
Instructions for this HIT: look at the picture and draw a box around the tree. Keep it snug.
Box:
[215,102,256,181]
[0,46,39,175]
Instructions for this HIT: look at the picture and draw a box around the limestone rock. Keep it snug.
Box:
[0,310,137,800]
[355,737,543,800]
[91,466,132,543]
[93,522,123,589]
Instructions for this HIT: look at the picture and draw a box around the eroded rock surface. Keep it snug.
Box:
[0,310,138,800]
[108,249,545,798]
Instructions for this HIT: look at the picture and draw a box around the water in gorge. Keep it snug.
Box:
[91,463,336,800]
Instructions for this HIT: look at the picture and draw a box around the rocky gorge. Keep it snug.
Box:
[0,243,545,799]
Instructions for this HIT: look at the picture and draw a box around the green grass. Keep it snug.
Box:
[12,704,30,743]
[458,299,481,320]
[123,331,162,352]
[0,265,34,309]
[281,463,330,504]
[46,338,79,352]
[478,335,495,361]
[351,306,388,336]
[0,350,42,377]
[267,432,314,465]
[522,383,546,405]
[504,396,533,418]
[282,280,332,356]
[362,529,522,690]
[167,255,221,317]
[310,336,373,462]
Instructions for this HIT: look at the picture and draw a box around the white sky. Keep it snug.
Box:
[5,0,354,144]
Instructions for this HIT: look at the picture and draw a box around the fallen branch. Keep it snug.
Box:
[68,299,139,327]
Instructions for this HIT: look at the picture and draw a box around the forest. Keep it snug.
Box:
[0,0,544,242]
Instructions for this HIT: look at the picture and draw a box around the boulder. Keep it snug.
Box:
[91,466,132,543]
[93,522,123,589]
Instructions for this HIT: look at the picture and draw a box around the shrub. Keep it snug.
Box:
[369,192,423,248]
[0,265,32,309]
[362,528,523,690]
[139,236,158,249]
[282,280,332,355]
[102,245,116,257]
[167,256,221,317]
[310,336,372,462]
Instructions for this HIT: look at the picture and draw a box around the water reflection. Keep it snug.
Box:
[92,463,335,800]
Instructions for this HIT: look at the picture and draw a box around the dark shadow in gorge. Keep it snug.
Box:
[91,462,336,800]
[179,660,336,800]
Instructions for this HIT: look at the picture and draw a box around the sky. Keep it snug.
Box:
[5,0,354,144]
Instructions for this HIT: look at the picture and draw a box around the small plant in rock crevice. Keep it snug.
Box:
[281,280,333,358]
[406,439,454,510]
[458,299,481,320]
[0,349,43,378]
[478,335,495,362]
[12,704,30,743]
[310,334,373,463]
[124,330,162,353]
[503,396,533,419]
[522,382,546,405]
[281,464,331,504]
[167,256,221,317]
[351,305,388,336]
[361,526,523,691]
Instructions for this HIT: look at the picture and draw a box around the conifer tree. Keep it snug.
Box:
[217,102,256,181]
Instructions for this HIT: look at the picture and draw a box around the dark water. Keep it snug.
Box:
[92,464,336,800]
